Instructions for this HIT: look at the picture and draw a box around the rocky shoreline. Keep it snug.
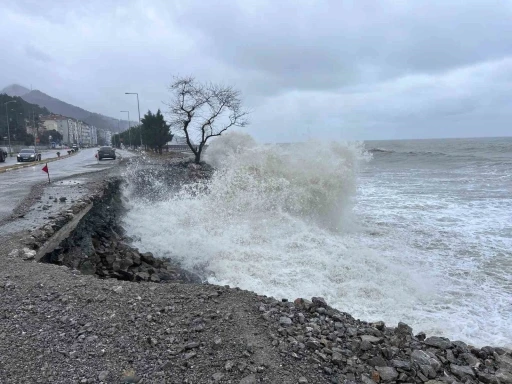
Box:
[34,177,200,284]
[0,157,510,384]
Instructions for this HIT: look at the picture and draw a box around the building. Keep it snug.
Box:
[41,115,82,145]
[41,115,70,144]
[81,123,91,146]
[96,128,111,146]
[90,125,98,146]
[105,130,112,146]
[67,119,77,144]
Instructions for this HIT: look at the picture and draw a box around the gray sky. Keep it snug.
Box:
[1,0,511,141]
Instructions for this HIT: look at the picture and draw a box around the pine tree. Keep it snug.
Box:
[141,109,173,154]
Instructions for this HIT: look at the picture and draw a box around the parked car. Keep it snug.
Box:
[71,144,79,152]
[0,147,7,162]
[97,146,116,160]
[17,148,41,162]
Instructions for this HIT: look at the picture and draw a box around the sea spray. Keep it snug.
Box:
[122,133,435,333]
[123,134,512,347]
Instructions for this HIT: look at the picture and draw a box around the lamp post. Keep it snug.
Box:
[19,112,24,133]
[32,110,38,151]
[4,100,16,156]
[125,92,142,147]
[120,110,132,149]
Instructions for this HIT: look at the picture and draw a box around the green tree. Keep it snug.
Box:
[141,109,173,154]
[0,94,50,146]
[40,129,63,145]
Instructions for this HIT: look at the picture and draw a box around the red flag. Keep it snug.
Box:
[42,164,48,174]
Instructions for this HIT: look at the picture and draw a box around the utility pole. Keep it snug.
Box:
[4,100,16,156]
[125,92,142,147]
[33,110,37,152]
[121,110,131,148]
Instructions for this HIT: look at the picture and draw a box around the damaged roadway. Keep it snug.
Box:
[0,153,511,384]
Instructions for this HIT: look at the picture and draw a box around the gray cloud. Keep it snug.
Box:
[25,43,53,63]
[1,0,511,141]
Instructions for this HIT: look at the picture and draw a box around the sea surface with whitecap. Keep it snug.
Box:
[123,133,512,347]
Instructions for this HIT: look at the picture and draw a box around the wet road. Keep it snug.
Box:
[0,148,131,223]
[0,148,60,167]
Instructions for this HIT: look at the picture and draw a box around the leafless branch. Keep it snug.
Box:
[166,76,250,163]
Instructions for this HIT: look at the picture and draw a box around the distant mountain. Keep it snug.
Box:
[2,84,31,97]
[1,84,134,133]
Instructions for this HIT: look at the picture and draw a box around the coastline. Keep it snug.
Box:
[0,157,511,383]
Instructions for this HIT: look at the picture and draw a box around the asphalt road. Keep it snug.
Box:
[0,148,131,223]
[1,148,59,166]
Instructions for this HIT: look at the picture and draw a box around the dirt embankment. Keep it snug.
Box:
[0,158,511,384]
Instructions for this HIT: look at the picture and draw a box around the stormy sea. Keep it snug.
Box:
[123,134,512,347]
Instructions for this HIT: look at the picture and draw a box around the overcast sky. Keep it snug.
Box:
[1,0,511,142]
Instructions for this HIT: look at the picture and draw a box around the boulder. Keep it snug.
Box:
[424,336,452,349]
[449,364,475,380]
[411,350,441,371]
[498,354,512,371]
[376,367,398,382]
[361,335,383,344]
[496,369,512,384]
[395,322,412,336]
[279,317,292,326]
[140,252,155,265]
[311,297,327,308]
[135,271,150,281]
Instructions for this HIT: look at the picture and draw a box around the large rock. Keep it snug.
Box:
[279,317,292,326]
[361,335,383,344]
[140,252,155,265]
[411,350,441,371]
[395,322,412,336]
[376,367,398,382]
[424,336,452,349]
[495,369,512,384]
[390,359,411,370]
[498,354,512,371]
[368,356,388,367]
[135,271,150,281]
[450,364,475,380]
[311,297,327,308]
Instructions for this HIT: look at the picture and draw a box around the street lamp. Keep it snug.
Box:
[3,100,16,156]
[125,92,142,147]
[120,110,132,149]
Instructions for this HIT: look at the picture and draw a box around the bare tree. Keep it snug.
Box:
[167,76,249,164]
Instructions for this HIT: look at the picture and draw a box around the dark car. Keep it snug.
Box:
[0,147,7,163]
[98,146,116,160]
[17,148,41,162]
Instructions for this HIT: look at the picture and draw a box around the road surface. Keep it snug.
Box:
[1,148,60,166]
[0,148,131,223]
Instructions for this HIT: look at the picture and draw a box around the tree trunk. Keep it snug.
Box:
[194,149,202,164]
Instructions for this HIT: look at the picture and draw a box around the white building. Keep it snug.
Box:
[41,115,75,145]
[69,119,78,145]
[81,124,91,146]
[90,126,98,146]
[105,130,112,146]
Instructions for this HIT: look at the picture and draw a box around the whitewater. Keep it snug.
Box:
[123,133,512,347]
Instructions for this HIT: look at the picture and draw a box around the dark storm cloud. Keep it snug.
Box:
[1,0,511,141]
[172,1,512,91]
